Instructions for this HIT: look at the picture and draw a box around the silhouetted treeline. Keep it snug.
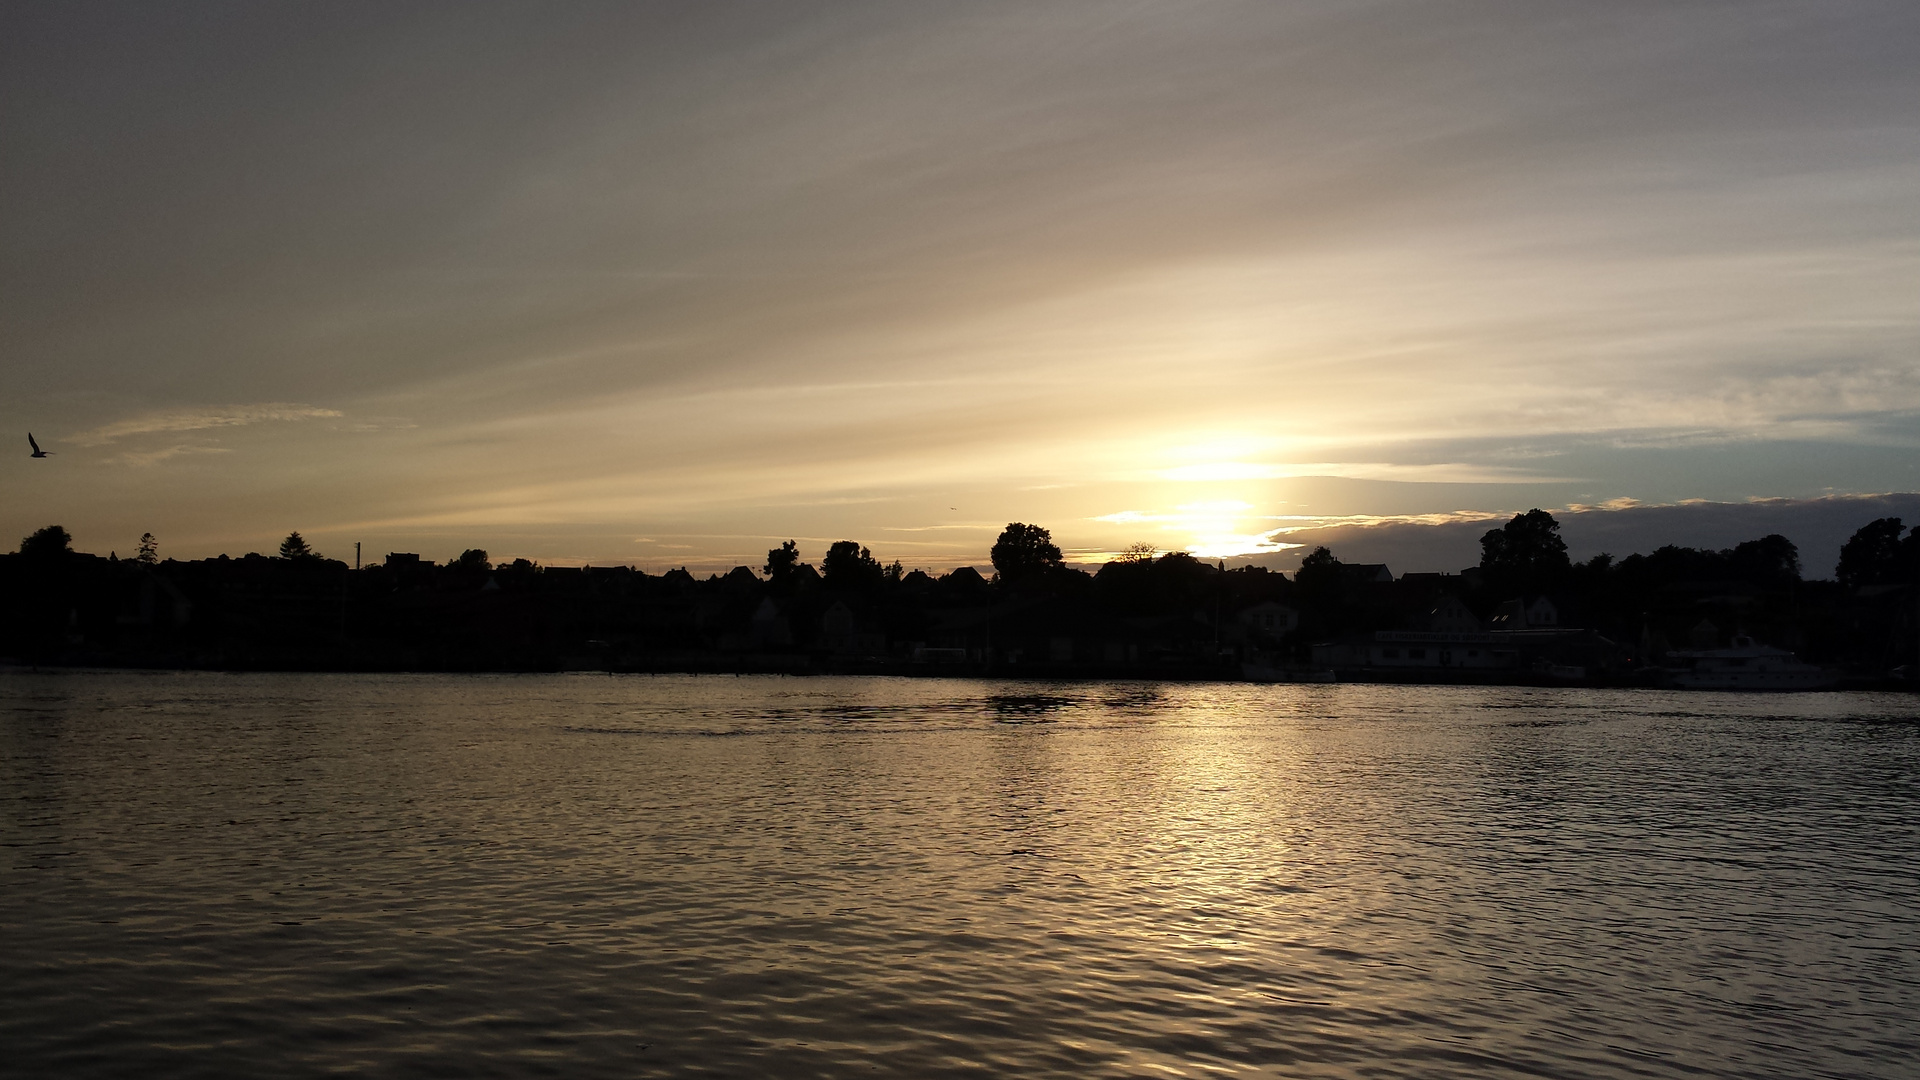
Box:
[2,515,1916,685]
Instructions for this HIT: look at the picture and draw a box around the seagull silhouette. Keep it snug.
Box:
[28,433,50,458]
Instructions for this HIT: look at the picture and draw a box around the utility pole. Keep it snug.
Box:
[355,542,361,571]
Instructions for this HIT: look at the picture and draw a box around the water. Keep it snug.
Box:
[2,672,1916,1079]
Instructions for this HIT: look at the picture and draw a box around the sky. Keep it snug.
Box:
[5,1,1919,576]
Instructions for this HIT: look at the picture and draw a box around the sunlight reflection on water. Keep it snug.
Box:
[2,672,1916,1078]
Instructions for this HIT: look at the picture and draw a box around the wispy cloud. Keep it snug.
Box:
[109,444,234,467]
[75,404,343,446]
[1263,510,1510,534]
[1564,497,1643,513]
[1157,461,1572,484]
[339,416,417,433]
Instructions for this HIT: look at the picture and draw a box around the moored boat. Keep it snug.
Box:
[1659,635,1837,690]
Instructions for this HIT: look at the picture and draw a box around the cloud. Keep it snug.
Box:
[1158,462,1568,484]
[1261,493,1920,579]
[340,416,417,432]
[74,404,344,446]
[109,444,234,467]
[1265,510,1510,533]
[1565,497,1644,512]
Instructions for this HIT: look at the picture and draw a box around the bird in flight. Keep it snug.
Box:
[28,433,51,458]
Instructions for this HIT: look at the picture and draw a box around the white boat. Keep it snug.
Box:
[1660,636,1838,690]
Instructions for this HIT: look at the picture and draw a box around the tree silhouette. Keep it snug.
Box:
[764,540,805,585]
[279,532,317,560]
[1727,534,1800,585]
[821,540,883,589]
[136,532,159,565]
[990,523,1062,582]
[456,548,490,571]
[1293,545,1341,587]
[1837,518,1913,587]
[19,525,71,559]
[1480,509,1570,593]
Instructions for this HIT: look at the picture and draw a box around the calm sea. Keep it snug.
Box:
[2,672,1916,1078]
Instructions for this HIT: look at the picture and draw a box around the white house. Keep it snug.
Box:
[1425,595,1479,633]
[1237,601,1300,635]
[818,601,886,655]
[1526,596,1559,627]
[750,597,791,647]
[1489,596,1561,630]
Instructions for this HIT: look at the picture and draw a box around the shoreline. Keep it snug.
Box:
[6,656,1914,693]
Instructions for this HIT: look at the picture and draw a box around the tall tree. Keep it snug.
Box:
[990,523,1063,582]
[1836,518,1912,587]
[1479,509,1570,593]
[764,540,804,585]
[1727,534,1800,585]
[821,540,883,589]
[136,532,159,565]
[278,532,317,560]
[1293,546,1341,586]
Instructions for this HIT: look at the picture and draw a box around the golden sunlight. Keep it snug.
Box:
[1095,499,1298,560]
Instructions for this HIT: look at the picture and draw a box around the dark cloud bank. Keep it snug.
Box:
[1264,494,1920,580]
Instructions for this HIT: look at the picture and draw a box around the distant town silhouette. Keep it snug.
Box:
[4,513,1917,688]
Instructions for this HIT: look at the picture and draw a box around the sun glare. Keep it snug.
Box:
[1094,499,1298,560]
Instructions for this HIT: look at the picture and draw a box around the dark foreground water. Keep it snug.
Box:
[2,673,1916,1079]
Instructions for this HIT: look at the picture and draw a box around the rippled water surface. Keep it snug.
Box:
[3,672,1917,1078]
